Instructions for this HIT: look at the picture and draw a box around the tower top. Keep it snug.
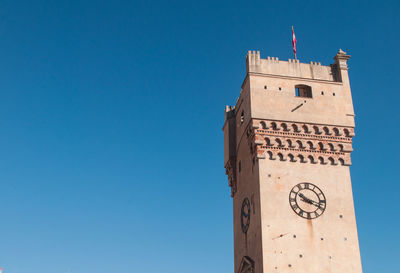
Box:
[246,49,350,82]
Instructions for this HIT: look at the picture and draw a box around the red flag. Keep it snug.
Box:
[292,26,297,59]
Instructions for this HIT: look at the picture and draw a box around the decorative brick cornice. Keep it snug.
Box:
[225,158,237,197]
[246,119,354,166]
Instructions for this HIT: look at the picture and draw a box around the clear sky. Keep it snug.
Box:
[0,0,398,272]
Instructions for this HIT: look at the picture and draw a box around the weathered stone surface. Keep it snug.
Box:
[223,50,362,273]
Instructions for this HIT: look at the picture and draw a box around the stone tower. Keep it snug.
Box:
[223,50,362,273]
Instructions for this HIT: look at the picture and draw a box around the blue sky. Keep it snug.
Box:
[0,0,398,272]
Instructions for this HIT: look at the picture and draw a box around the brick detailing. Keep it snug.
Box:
[225,158,237,197]
[247,119,354,166]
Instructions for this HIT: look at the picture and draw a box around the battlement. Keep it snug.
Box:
[246,49,350,82]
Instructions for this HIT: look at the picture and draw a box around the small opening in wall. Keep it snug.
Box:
[333,93,336,96]
[279,87,282,90]
[320,238,324,241]
[238,161,241,172]
[240,111,244,123]
[295,84,312,98]
[321,91,324,95]
[299,254,303,258]
[264,85,267,90]
[293,234,296,238]
[340,215,343,218]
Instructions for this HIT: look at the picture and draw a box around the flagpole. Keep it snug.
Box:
[292,26,297,60]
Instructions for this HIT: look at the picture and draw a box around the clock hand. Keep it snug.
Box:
[299,193,322,207]
[298,193,313,204]
[305,198,324,208]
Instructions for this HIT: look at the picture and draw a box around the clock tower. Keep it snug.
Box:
[223,50,363,273]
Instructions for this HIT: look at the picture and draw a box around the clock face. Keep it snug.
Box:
[289,182,326,219]
[241,197,251,233]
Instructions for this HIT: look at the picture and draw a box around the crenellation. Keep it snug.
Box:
[247,51,338,81]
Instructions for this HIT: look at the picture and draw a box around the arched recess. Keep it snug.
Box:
[343,128,350,137]
[277,153,286,161]
[328,157,337,165]
[328,143,336,151]
[281,123,289,131]
[292,124,300,132]
[288,153,296,162]
[306,141,315,150]
[287,139,294,148]
[238,256,255,273]
[298,154,308,163]
[265,137,273,146]
[302,124,310,133]
[260,121,267,129]
[267,151,275,160]
[318,142,326,151]
[318,156,326,164]
[296,140,304,149]
[308,155,317,164]
[313,125,322,135]
[338,158,345,166]
[323,126,331,135]
[333,127,341,136]
[275,138,284,147]
[271,122,279,130]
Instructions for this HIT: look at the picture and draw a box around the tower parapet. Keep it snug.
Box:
[245,49,351,82]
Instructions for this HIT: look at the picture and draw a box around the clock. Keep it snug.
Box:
[241,197,251,233]
[289,182,326,219]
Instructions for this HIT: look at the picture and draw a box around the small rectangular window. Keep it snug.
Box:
[295,85,312,98]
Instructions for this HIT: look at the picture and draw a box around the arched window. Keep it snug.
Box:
[295,84,312,98]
